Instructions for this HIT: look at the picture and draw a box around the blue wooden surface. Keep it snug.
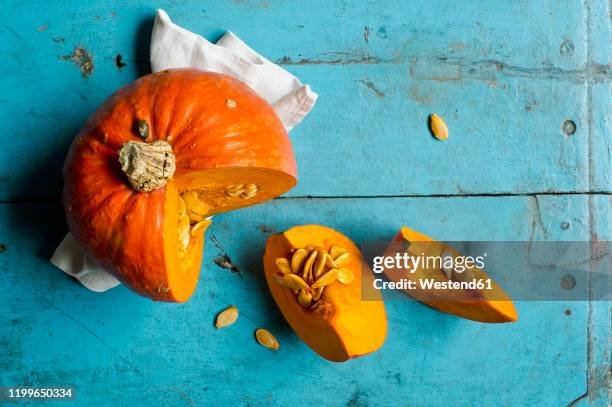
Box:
[1,1,610,406]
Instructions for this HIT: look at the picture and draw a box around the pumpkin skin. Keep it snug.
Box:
[63,69,297,302]
[263,225,387,362]
[385,226,518,323]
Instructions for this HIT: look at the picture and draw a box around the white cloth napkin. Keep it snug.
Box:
[51,9,318,292]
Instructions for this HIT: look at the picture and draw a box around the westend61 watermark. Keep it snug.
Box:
[360,241,612,301]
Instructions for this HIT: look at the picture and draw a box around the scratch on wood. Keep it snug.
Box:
[232,0,270,8]
[363,26,370,43]
[410,56,612,82]
[2,23,22,41]
[529,195,549,240]
[47,302,143,376]
[277,55,384,65]
[357,78,385,97]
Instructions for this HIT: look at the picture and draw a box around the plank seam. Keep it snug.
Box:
[4,191,612,204]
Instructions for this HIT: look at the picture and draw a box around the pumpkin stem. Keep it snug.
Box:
[118,140,176,192]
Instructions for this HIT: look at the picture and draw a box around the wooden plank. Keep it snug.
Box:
[0,195,605,406]
[1,1,610,200]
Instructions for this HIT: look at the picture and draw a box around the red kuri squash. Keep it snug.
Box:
[63,69,297,302]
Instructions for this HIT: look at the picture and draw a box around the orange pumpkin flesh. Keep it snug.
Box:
[263,225,387,362]
[63,69,297,302]
[385,226,518,323]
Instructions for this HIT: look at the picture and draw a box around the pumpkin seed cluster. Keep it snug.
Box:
[273,245,354,308]
[226,183,259,199]
[177,191,211,252]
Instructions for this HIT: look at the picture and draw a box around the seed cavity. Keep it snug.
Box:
[255,328,279,350]
[177,191,212,253]
[215,306,239,329]
[273,245,354,310]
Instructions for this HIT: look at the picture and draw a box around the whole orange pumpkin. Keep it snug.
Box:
[63,69,297,302]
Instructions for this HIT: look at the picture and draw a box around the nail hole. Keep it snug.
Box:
[562,120,576,136]
[0,244,5,253]
[560,221,570,230]
[560,274,576,290]
[115,54,127,69]
[564,309,572,316]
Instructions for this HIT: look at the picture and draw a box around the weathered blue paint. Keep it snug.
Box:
[0,1,609,406]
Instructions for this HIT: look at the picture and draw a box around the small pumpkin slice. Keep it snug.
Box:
[385,226,518,323]
[263,225,387,362]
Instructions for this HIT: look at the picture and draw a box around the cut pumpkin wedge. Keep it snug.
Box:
[384,226,518,323]
[263,225,387,361]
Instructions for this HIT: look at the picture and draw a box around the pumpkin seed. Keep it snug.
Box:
[177,214,190,252]
[302,250,318,280]
[429,113,448,140]
[177,196,186,217]
[336,268,354,285]
[291,249,308,274]
[298,289,313,307]
[282,273,308,290]
[183,191,209,216]
[333,252,350,267]
[226,99,237,109]
[312,269,339,288]
[226,183,258,198]
[313,251,326,279]
[191,218,212,236]
[324,253,337,269]
[272,274,288,287]
[255,328,279,350]
[330,246,347,260]
[454,267,475,283]
[188,212,204,223]
[275,258,292,274]
[242,190,258,199]
[226,189,243,197]
[215,306,238,329]
[312,286,324,301]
